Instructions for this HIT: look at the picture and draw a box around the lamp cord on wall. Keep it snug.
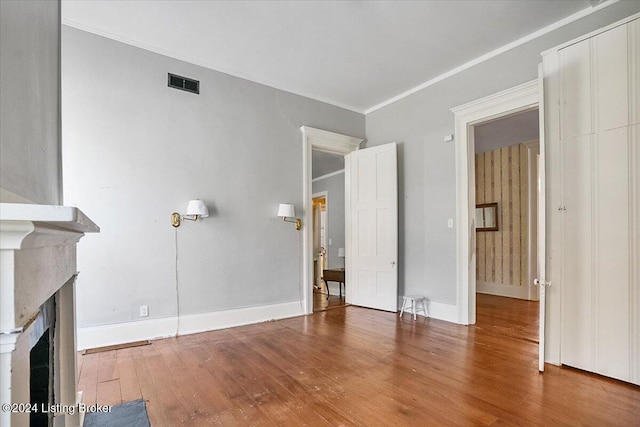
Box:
[174,227,181,337]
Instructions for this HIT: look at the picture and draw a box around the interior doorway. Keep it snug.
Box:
[452,78,547,370]
[311,151,347,312]
[471,108,541,342]
[473,109,540,302]
[452,79,540,326]
[300,126,362,314]
[312,193,328,290]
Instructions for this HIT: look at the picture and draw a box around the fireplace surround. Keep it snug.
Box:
[0,203,98,427]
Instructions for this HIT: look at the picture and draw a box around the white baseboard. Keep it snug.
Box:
[477,281,532,300]
[77,317,178,351]
[397,297,458,323]
[77,301,304,350]
[423,300,458,323]
[176,301,303,336]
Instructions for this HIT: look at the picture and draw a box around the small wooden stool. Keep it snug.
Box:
[399,295,428,320]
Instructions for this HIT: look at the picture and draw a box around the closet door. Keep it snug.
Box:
[559,40,591,140]
[594,126,630,381]
[560,133,593,372]
[558,19,638,384]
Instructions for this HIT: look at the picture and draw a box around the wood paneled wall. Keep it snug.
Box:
[475,143,530,289]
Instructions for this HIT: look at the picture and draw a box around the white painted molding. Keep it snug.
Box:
[0,204,98,427]
[0,221,35,250]
[179,301,303,336]
[77,317,177,351]
[77,301,304,350]
[0,203,99,234]
[63,2,623,116]
[301,127,362,154]
[61,22,365,114]
[301,126,363,314]
[524,141,541,302]
[398,299,458,324]
[427,301,459,323]
[541,11,639,55]
[365,1,621,114]
[451,80,539,117]
[452,80,540,325]
[312,169,345,183]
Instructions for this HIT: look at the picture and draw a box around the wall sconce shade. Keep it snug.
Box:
[277,203,301,231]
[185,199,209,219]
[171,199,209,227]
[277,203,295,218]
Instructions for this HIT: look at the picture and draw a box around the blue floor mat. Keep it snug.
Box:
[83,399,150,427]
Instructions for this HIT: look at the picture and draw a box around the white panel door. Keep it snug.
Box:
[595,127,630,381]
[559,39,592,140]
[347,142,398,312]
[561,134,594,372]
[558,19,637,384]
[536,64,548,372]
[594,23,628,132]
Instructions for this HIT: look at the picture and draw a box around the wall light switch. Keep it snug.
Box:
[444,134,454,143]
[329,239,332,245]
[447,219,454,228]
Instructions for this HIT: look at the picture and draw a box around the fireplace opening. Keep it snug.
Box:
[30,328,52,427]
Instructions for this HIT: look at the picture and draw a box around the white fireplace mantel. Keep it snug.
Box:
[0,203,99,427]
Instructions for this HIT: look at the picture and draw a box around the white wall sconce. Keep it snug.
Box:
[277,203,301,230]
[171,199,209,227]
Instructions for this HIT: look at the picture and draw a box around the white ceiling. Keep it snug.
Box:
[63,1,604,113]
[312,151,344,179]
[474,109,539,153]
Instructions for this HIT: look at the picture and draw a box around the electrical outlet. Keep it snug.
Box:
[139,305,149,317]
[447,219,454,228]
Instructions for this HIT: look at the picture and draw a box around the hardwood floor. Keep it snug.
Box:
[475,293,539,343]
[313,288,348,312]
[78,295,640,426]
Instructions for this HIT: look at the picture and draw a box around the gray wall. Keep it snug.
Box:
[1,0,61,204]
[62,27,364,327]
[365,2,640,306]
[312,172,345,270]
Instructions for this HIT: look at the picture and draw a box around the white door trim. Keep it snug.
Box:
[523,140,541,302]
[301,126,363,314]
[451,80,539,325]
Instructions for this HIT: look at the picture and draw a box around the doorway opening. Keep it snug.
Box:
[452,79,540,325]
[300,126,362,314]
[472,108,540,343]
[311,152,347,312]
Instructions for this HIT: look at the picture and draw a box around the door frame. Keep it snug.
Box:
[451,80,539,325]
[301,126,363,314]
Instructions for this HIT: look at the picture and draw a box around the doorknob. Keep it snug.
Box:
[391,261,396,266]
[534,278,552,287]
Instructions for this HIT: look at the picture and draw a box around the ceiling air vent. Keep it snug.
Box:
[168,73,199,94]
